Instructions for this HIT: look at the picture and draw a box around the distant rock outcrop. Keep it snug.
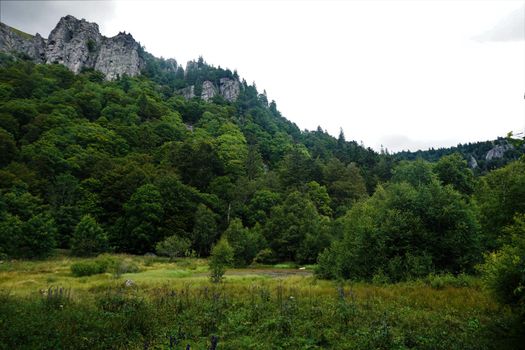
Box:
[468,155,478,169]
[0,22,46,62]
[485,142,513,161]
[176,77,240,102]
[0,15,146,80]
[201,80,218,101]
[0,15,241,101]
[219,78,240,102]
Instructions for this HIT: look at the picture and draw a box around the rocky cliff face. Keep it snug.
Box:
[0,23,46,62]
[201,80,218,101]
[219,78,240,102]
[485,142,513,161]
[0,15,241,101]
[0,15,145,80]
[94,32,142,80]
[176,78,240,102]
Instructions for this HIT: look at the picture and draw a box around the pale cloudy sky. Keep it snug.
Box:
[1,0,524,152]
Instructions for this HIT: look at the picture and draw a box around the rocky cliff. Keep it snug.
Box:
[0,15,241,101]
[0,15,145,80]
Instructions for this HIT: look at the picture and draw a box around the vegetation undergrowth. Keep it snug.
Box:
[0,254,520,349]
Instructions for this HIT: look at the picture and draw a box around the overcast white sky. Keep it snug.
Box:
[1,0,524,152]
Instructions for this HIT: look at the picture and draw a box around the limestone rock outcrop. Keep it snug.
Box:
[45,15,102,73]
[0,15,146,80]
[486,142,513,161]
[219,78,240,102]
[0,22,46,62]
[176,78,241,102]
[0,15,241,101]
[94,32,142,80]
[201,80,217,101]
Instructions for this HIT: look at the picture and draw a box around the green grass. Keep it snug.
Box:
[0,253,519,349]
[7,25,34,40]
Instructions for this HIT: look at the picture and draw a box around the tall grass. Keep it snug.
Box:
[0,255,519,349]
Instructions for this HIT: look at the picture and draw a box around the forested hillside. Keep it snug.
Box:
[396,137,524,173]
[0,54,392,262]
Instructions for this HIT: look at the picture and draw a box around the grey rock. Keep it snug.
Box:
[178,85,195,99]
[94,32,142,80]
[1,15,144,80]
[0,22,46,62]
[468,155,478,169]
[486,142,513,161]
[124,279,135,287]
[45,15,102,73]
[201,80,217,101]
[219,78,240,101]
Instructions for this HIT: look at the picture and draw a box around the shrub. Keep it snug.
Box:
[155,234,191,260]
[480,214,525,308]
[70,255,140,277]
[70,260,108,277]
[424,273,474,290]
[114,259,140,277]
[70,215,108,257]
[209,237,233,283]
[253,248,277,265]
[479,214,525,344]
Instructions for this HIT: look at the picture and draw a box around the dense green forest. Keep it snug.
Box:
[1,51,525,348]
[0,54,391,262]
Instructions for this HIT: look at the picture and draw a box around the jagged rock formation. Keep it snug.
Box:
[468,155,478,169]
[94,32,142,80]
[179,85,195,99]
[219,78,240,101]
[201,80,217,101]
[0,15,147,80]
[485,142,513,161]
[0,23,46,61]
[45,15,103,73]
[0,15,241,100]
[177,77,240,102]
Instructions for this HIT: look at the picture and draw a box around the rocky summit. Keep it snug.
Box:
[0,15,240,101]
[0,15,145,80]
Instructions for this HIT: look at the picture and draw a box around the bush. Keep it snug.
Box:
[114,259,140,277]
[70,215,108,257]
[209,237,233,283]
[253,248,277,265]
[70,255,140,277]
[424,273,474,290]
[70,260,108,277]
[155,234,191,260]
[480,214,525,307]
[479,214,525,343]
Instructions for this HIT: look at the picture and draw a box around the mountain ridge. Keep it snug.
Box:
[0,15,521,165]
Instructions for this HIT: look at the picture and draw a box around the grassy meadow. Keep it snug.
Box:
[0,252,518,350]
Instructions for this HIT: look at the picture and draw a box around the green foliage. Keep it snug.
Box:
[475,160,525,250]
[209,236,234,282]
[318,177,481,282]
[480,214,525,308]
[392,159,436,187]
[114,183,164,254]
[480,214,525,341]
[70,259,108,277]
[70,214,108,257]
[224,218,266,266]
[70,255,139,277]
[155,234,192,260]
[192,204,218,256]
[264,191,330,263]
[434,153,475,195]
[0,193,57,258]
